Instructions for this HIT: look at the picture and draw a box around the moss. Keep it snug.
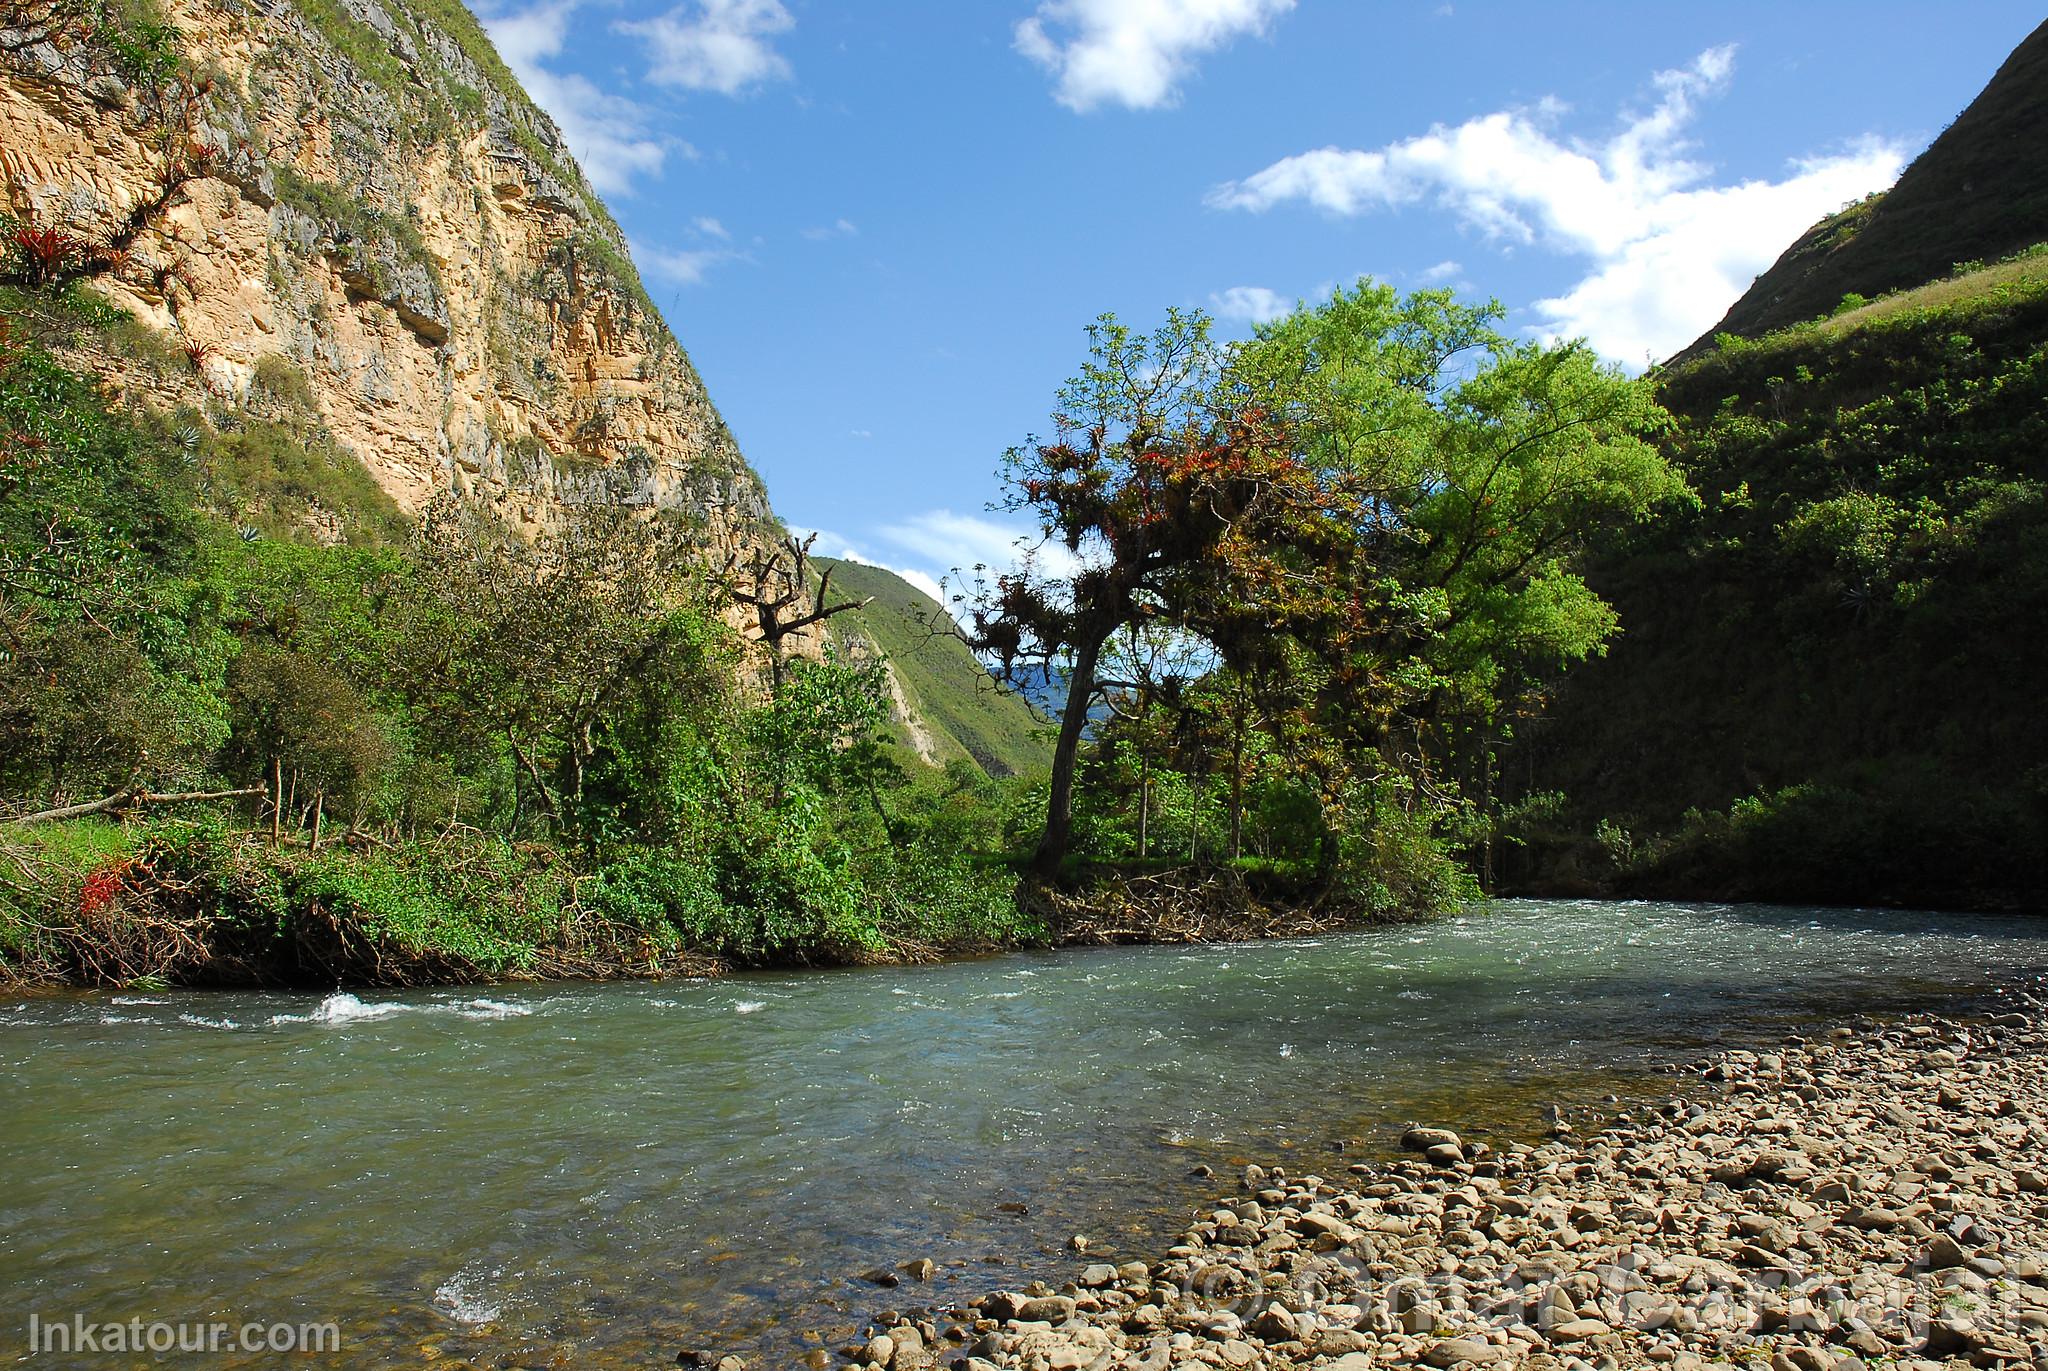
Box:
[290,0,410,93]
[251,354,316,415]
[272,167,438,301]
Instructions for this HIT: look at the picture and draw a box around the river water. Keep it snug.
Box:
[3,899,2045,1366]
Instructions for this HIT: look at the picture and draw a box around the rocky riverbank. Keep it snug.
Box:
[818,983,2048,1371]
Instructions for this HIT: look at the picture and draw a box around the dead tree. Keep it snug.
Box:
[722,532,872,691]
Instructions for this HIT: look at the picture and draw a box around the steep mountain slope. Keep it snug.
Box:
[1516,255,2048,910]
[814,558,1049,779]
[1507,23,2048,912]
[0,0,777,562]
[1677,17,2048,358]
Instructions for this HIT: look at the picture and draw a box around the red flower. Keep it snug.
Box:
[80,865,126,917]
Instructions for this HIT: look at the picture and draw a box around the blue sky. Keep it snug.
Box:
[476,0,2043,600]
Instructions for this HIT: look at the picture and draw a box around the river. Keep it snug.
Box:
[3,898,2045,1366]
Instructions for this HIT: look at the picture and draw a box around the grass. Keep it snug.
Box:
[1822,245,2048,333]
[814,557,1051,780]
[0,820,139,957]
[272,168,437,300]
[204,417,410,545]
[1695,242,2048,373]
[291,0,410,94]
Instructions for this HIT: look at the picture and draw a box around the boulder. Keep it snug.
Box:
[1925,1235,1970,1270]
[1548,1319,1611,1343]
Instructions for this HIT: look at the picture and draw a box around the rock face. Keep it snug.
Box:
[0,0,776,555]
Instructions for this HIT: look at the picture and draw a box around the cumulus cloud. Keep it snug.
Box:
[1208,285,1292,324]
[623,0,794,95]
[1208,47,1906,363]
[483,0,674,195]
[1416,259,1462,284]
[1016,0,1294,112]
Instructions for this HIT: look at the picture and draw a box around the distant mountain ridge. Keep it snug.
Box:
[1675,17,2048,360]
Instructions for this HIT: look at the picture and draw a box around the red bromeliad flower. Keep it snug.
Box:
[11,223,84,284]
[79,864,127,918]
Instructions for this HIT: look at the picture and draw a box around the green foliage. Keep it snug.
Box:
[271,168,434,300]
[814,557,1049,779]
[1523,254,2048,908]
[251,354,316,414]
[978,283,1683,907]
[227,644,396,816]
[290,0,409,93]
[203,417,409,543]
[285,839,567,975]
[1328,780,1481,919]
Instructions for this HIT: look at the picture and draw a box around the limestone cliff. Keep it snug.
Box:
[0,0,777,556]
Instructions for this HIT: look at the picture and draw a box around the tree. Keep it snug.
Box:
[723,532,872,692]
[226,643,395,829]
[1236,281,1688,859]
[398,502,722,840]
[967,310,1366,874]
[976,287,1687,892]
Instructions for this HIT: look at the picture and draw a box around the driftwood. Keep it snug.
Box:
[1023,866,1361,946]
[3,785,267,826]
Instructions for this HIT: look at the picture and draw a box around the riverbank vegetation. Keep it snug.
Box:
[8,225,2044,986]
[1511,246,2048,910]
[0,267,1686,985]
[0,283,1036,985]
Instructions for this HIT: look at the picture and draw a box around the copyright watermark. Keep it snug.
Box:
[25,1314,340,1356]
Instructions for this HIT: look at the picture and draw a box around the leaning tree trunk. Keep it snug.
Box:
[1031,631,1108,876]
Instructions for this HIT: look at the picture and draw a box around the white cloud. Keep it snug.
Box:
[1416,259,1462,284]
[877,508,1084,596]
[622,0,794,95]
[802,217,859,241]
[1208,47,1905,363]
[788,526,950,607]
[634,240,740,285]
[693,216,730,239]
[787,509,1089,630]
[1209,285,1291,324]
[1016,0,1294,112]
[483,1,674,196]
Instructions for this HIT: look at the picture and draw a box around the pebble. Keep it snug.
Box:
[820,991,2048,1371]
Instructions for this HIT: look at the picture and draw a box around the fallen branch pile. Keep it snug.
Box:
[1023,867,1362,946]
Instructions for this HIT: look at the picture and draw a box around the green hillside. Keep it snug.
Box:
[1678,18,2048,357]
[1512,247,2048,909]
[813,558,1050,780]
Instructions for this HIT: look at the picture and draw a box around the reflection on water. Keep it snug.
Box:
[2,899,2044,1366]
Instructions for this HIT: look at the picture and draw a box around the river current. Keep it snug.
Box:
[3,898,2045,1366]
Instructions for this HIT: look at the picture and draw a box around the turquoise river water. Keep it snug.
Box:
[3,898,2046,1367]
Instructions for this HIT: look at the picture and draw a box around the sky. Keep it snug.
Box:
[474,0,2043,602]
